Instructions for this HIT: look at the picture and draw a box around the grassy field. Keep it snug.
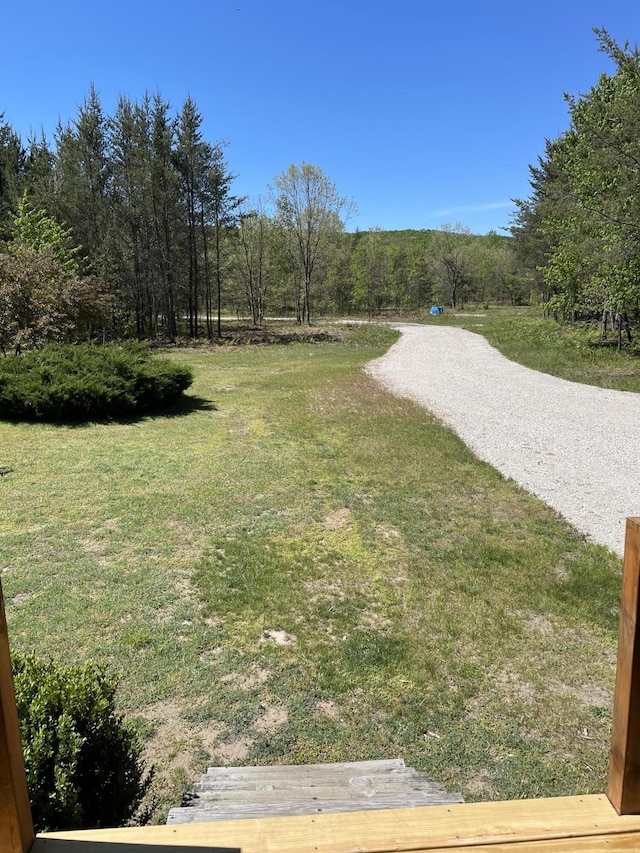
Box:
[429,305,640,392]
[0,322,623,821]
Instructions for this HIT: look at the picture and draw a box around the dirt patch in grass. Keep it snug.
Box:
[523,614,553,635]
[316,700,342,720]
[77,534,111,566]
[465,768,497,799]
[324,508,352,529]
[220,667,271,690]
[552,682,612,709]
[212,738,253,763]
[167,519,207,561]
[11,592,35,604]
[493,667,537,703]
[136,697,229,817]
[260,629,296,645]
[376,523,401,541]
[553,563,571,583]
[253,705,289,732]
[357,608,392,630]
[138,698,223,773]
[156,574,196,624]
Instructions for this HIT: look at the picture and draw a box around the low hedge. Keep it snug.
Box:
[0,343,193,421]
[13,652,150,831]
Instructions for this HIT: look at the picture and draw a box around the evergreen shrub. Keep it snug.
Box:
[13,652,150,831]
[0,342,193,421]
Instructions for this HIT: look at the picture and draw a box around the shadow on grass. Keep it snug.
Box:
[1,394,216,429]
[147,393,217,421]
[72,394,217,428]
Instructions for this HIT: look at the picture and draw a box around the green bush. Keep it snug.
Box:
[0,342,193,421]
[13,652,151,831]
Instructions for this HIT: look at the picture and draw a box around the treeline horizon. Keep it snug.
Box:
[1,86,533,346]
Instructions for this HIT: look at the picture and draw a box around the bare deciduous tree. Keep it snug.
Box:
[271,162,354,323]
[429,223,472,308]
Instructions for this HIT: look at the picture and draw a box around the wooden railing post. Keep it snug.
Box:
[0,579,34,852]
[609,517,640,814]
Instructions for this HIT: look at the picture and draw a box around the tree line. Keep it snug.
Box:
[511,29,640,345]
[0,86,528,348]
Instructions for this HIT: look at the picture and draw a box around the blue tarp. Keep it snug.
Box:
[429,306,444,315]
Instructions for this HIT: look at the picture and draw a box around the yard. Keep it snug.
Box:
[0,322,622,821]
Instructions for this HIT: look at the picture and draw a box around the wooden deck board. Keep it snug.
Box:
[32,794,640,852]
[27,835,640,853]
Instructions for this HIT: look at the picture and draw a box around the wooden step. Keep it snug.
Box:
[202,758,406,777]
[167,792,464,823]
[190,780,449,803]
[167,759,464,824]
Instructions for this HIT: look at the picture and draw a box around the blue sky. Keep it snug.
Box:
[2,1,639,234]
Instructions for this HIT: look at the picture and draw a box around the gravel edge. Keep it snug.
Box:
[366,323,639,556]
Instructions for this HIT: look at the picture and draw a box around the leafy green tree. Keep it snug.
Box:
[11,191,80,271]
[429,223,472,308]
[387,240,416,311]
[398,234,434,311]
[206,142,240,338]
[350,227,394,316]
[324,231,359,315]
[0,196,107,353]
[464,233,523,305]
[514,30,640,339]
[556,31,640,335]
[510,141,566,305]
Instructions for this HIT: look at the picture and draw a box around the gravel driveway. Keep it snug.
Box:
[366,323,639,557]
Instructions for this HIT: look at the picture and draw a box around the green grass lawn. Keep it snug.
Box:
[0,323,622,821]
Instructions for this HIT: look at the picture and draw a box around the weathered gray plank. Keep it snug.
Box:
[192,778,448,802]
[203,758,406,778]
[167,759,464,825]
[194,771,431,794]
[167,791,465,824]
